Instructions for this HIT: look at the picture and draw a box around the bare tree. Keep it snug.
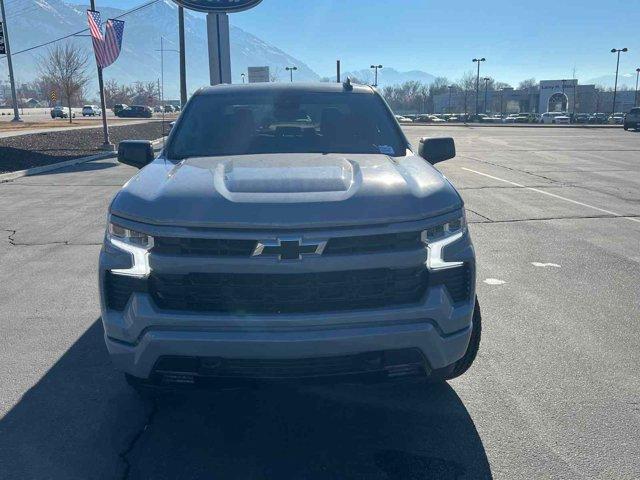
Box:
[518,78,537,90]
[39,43,90,123]
[269,67,283,82]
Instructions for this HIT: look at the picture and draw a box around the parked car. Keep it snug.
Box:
[609,113,625,125]
[623,107,640,131]
[163,105,175,113]
[153,106,163,113]
[589,113,607,124]
[50,106,75,119]
[395,115,413,123]
[113,104,128,116]
[515,113,534,123]
[541,112,569,124]
[503,113,519,123]
[104,82,481,393]
[574,113,590,124]
[116,105,153,118]
[82,105,102,117]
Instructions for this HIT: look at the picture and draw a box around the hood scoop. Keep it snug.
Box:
[211,154,361,203]
[222,155,353,193]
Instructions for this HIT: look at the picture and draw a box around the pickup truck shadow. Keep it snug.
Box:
[0,320,492,480]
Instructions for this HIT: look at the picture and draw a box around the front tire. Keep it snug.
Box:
[430,297,482,381]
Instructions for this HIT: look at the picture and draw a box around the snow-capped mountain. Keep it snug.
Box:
[327,68,437,88]
[0,0,320,98]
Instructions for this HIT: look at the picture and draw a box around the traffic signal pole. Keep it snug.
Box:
[0,0,22,122]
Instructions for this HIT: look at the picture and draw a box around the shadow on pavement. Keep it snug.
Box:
[0,320,492,480]
[0,146,115,174]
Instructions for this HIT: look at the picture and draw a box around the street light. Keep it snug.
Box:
[370,64,383,87]
[241,73,246,84]
[635,68,640,107]
[448,85,454,113]
[285,66,297,82]
[611,47,628,115]
[472,57,486,116]
[483,77,490,114]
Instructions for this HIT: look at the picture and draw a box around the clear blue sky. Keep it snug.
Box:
[97,0,640,85]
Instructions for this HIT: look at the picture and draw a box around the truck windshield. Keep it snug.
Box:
[168,91,405,158]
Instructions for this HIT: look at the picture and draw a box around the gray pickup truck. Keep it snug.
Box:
[99,81,481,392]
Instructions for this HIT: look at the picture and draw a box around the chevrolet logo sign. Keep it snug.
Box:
[252,238,327,260]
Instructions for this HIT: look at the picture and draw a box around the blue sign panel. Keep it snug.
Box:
[172,0,263,13]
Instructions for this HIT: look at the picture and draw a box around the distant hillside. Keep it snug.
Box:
[328,68,436,88]
[585,73,637,89]
[0,0,319,99]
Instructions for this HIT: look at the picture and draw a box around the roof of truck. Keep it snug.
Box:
[195,82,375,96]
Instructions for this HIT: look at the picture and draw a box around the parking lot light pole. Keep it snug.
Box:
[0,0,21,122]
[611,48,628,115]
[473,58,485,116]
[448,85,454,113]
[285,66,297,82]
[635,68,640,107]
[370,64,382,87]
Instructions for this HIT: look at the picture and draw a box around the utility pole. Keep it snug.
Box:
[89,0,114,150]
[336,60,340,83]
[483,77,490,114]
[178,6,187,107]
[635,68,640,107]
[472,57,485,116]
[611,48,628,115]
[448,85,453,113]
[0,0,21,122]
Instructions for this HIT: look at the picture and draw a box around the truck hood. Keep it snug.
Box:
[110,153,462,228]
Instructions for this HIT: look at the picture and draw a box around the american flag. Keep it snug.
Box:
[87,10,125,69]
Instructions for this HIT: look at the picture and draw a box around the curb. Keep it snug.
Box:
[0,136,165,183]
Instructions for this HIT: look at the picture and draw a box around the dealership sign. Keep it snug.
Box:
[172,0,263,13]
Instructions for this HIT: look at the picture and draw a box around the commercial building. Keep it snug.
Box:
[433,79,637,114]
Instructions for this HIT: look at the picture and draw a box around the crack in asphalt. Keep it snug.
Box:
[459,154,563,184]
[5,229,16,246]
[469,214,640,224]
[465,208,493,222]
[4,228,100,247]
[119,400,158,480]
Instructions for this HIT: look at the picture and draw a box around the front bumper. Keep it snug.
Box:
[102,288,473,379]
[99,215,476,381]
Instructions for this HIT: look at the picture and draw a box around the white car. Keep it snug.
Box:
[541,112,569,124]
[395,115,413,123]
[82,105,102,117]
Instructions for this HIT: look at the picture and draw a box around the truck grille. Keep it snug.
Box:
[152,231,422,257]
[149,267,428,314]
[429,264,472,303]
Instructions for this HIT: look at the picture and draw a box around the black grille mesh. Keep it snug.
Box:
[152,231,422,257]
[150,267,428,314]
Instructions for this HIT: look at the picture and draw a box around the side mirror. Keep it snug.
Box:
[117,140,154,169]
[418,137,456,165]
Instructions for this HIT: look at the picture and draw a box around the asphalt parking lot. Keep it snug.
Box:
[1,126,639,479]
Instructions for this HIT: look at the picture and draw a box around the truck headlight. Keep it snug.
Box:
[421,213,466,270]
[107,223,154,277]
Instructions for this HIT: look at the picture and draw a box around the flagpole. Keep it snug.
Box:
[0,0,22,122]
[89,0,114,151]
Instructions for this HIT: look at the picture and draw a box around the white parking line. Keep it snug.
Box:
[460,167,640,224]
